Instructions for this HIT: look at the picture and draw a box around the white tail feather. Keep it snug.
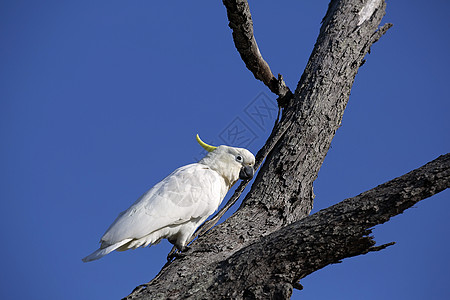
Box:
[82,239,132,262]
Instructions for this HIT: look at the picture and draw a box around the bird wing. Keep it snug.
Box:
[100,163,226,246]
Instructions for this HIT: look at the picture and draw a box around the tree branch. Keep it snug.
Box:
[222,0,292,103]
[218,154,449,298]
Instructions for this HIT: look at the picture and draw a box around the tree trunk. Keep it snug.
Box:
[125,1,449,299]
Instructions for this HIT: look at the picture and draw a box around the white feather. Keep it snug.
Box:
[101,164,227,245]
[82,145,255,262]
[82,238,132,262]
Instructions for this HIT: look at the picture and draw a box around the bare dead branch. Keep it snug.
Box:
[223,154,450,294]
[222,0,292,103]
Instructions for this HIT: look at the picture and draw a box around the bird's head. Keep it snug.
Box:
[196,134,255,187]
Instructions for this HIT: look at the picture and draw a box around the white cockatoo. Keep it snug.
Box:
[82,134,255,262]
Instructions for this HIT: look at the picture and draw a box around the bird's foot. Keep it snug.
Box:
[167,251,184,261]
[166,246,191,261]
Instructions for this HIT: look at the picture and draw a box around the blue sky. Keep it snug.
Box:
[1,1,449,299]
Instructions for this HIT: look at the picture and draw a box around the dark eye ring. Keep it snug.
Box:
[236,155,243,162]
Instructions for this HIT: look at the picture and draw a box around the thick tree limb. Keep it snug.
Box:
[222,0,292,102]
[214,153,449,299]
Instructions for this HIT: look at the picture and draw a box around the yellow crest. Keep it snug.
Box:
[196,134,217,152]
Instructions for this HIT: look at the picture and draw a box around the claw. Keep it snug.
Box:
[167,251,187,261]
[166,246,191,261]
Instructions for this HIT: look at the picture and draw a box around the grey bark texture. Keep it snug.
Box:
[125,0,449,299]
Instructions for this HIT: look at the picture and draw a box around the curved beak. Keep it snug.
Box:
[239,165,254,180]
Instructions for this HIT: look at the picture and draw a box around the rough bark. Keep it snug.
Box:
[124,1,446,299]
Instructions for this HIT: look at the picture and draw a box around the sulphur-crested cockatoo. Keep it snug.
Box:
[82,134,255,262]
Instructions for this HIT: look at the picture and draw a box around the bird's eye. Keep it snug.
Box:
[236,155,243,162]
